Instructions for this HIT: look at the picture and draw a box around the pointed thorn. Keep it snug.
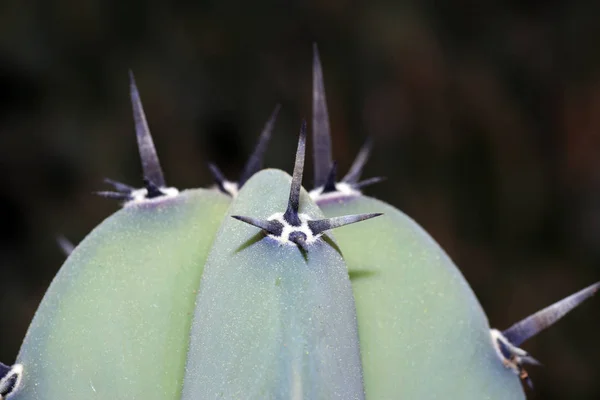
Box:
[143,178,164,199]
[312,43,332,188]
[238,104,281,187]
[104,178,135,193]
[308,213,382,236]
[208,163,228,194]
[322,161,338,193]
[231,215,284,237]
[342,137,373,184]
[94,191,132,201]
[353,176,386,190]
[283,120,307,226]
[56,235,75,256]
[503,282,600,346]
[521,355,542,367]
[129,71,166,188]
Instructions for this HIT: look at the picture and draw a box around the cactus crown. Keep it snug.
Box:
[232,120,381,249]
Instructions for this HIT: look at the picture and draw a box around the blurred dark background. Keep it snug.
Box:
[1,0,599,398]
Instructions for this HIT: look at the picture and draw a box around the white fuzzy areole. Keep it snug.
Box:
[489,329,530,376]
[266,212,321,246]
[309,182,361,203]
[222,181,239,197]
[0,363,23,398]
[123,186,179,206]
[209,181,239,197]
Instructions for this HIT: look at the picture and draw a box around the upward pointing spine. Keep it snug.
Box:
[503,281,600,347]
[342,138,373,184]
[129,71,166,188]
[238,104,281,187]
[312,43,332,188]
[283,120,307,226]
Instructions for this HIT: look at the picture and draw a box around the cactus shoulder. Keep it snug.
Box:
[14,189,230,400]
[317,195,525,399]
[182,169,364,400]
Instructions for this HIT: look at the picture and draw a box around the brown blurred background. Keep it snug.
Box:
[1,0,599,398]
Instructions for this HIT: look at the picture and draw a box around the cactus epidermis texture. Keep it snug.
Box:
[317,195,525,399]
[182,169,364,399]
[12,189,230,399]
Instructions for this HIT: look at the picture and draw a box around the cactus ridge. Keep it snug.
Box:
[232,120,381,249]
[311,44,600,391]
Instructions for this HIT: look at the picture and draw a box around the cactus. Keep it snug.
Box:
[1,47,598,400]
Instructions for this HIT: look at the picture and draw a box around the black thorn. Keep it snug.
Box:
[342,138,373,184]
[353,176,386,190]
[56,235,75,256]
[521,355,542,367]
[231,215,284,237]
[307,213,382,236]
[208,163,228,194]
[503,282,600,347]
[104,178,135,193]
[288,231,308,251]
[322,161,338,193]
[129,71,166,188]
[95,191,132,201]
[312,43,332,188]
[143,178,164,199]
[283,120,307,226]
[238,104,281,188]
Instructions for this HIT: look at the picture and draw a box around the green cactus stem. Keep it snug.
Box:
[10,74,235,400]
[182,122,379,399]
[2,47,598,400]
[309,43,598,398]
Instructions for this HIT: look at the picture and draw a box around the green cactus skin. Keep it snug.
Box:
[12,189,230,400]
[2,50,598,400]
[182,169,365,400]
[316,194,525,399]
